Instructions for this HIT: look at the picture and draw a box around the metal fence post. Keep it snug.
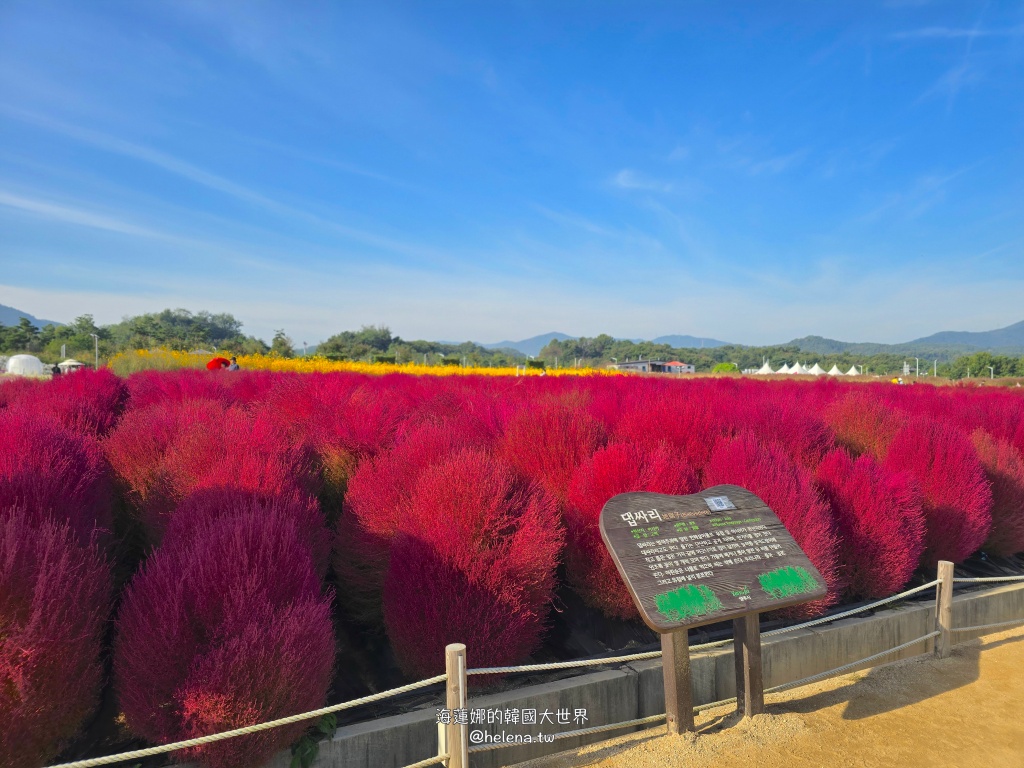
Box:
[936,561,954,658]
[445,644,468,768]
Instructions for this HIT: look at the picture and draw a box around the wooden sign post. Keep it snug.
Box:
[599,485,827,729]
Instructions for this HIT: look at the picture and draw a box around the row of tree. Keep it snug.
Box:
[0,313,526,368]
[4,311,1024,377]
[537,335,1024,378]
[0,311,271,364]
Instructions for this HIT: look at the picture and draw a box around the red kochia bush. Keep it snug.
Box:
[731,385,835,470]
[126,369,232,409]
[13,369,129,437]
[336,420,490,621]
[0,409,112,544]
[704,432,841,618]
[970,430,1024,557]
[883,418,992,567]
[382,450,562,678]
[115,512,334,768]
[565,442,699,619]
[612,384,723,474]
[0,506,111,768]
[104,400,317,545]
[499,396,605,505]
[823,389,906,459]
[815,449,925,598]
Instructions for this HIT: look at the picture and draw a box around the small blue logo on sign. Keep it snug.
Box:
[704,495,737,512]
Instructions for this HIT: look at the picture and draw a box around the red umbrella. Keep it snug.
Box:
[206,357,231,371]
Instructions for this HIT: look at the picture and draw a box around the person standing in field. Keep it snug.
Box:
[227,356,240,371]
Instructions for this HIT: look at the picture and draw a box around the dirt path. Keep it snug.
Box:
[514,628,1024,768]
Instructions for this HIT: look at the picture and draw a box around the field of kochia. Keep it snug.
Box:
[2,368,1023,768]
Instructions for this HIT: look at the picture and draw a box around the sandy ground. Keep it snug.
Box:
[513,627,1024,768]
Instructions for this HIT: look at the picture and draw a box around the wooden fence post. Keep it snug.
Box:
[445,644,468,768]
[733,614,764,717]
[936,561,954,659]
[661,630,695,734]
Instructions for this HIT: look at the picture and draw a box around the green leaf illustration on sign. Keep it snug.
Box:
[758,566,819,600]
[654,584,723,622]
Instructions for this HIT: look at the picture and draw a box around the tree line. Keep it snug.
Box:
[537,335,1024,378]
[4,311,1024,377]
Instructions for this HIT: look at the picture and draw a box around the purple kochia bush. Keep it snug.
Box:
[0,505,112,768]
[114,499,335,768]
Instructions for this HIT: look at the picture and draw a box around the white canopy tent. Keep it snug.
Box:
[807,363,826,376]
[754,361,775,375]
[790,362,810,375]
[827,365,844,376]
[57,359,87,373]
[846,365,861,376]
[776,363,792,374]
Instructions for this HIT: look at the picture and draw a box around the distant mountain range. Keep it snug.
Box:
[481,332,573,357]
[788,320,1024,357]
[650,334,731,349]
[473,332,732,357]
[0,304,62,328]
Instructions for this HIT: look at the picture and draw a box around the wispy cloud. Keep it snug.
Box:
[1,107,456,266]
[748,149,809,176]
[0,190,171,240]
[612,169,675,193]
[891,25,1024,41]
[859,164,979,222]
[610,169,705,197]
[667,145,690,162]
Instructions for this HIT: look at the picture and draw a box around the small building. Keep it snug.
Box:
[663,361,696,374]
[610,360,695,374]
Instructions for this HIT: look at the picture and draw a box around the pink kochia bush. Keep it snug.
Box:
[382,449,563,679]
[815,449,926,598]
[11,369,129,437]
[883,418,992,567]
[703,432,841,618]
[970,430,1024,557]
[114,509,334,768]
[565,442,699,619]
[0,409,113,544]
[0,506,112,768]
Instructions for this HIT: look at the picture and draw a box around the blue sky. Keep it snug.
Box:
[1,1,1022,346]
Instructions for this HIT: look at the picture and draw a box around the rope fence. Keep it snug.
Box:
[42,674,448,768]
[42,562,1024,768]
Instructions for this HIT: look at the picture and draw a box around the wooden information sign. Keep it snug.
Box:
[599,484,827,731]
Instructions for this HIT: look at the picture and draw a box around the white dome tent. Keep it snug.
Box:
[807,363,826,376]
[4,354,47,377]
[827,365,844,376]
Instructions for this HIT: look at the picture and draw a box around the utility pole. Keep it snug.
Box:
[934,360,937,377]
[90,333,99,371]
[914,357,919,377]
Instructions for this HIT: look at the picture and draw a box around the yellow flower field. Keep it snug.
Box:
[107,348,619,377]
